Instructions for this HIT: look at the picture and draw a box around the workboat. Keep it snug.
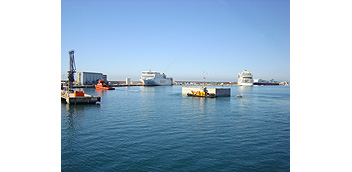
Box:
[140,69,173,86]
[95,80,115,90]
[187,87,217,98]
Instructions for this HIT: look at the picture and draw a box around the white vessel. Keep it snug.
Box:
[253,79,279,85]
[140,70,173,86]
[238,70,254,86]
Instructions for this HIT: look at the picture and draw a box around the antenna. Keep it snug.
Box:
[203,71,208,88]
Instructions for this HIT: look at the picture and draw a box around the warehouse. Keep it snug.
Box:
[77,72,107,85]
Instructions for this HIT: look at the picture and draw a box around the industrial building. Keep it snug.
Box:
[126,77,132,85]
[77,72,107,85]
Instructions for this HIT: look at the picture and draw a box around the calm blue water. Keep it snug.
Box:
[62,85,290,171]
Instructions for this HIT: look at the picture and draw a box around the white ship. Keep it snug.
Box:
[238,70,254,86]
[253,79,279,86]
[140,70,173,86]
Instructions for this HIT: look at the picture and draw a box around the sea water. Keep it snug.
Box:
[61,85,290,171]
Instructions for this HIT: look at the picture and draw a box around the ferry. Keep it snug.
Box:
[140,70,173,86]
[238,70,254,86]
[95,80,115,90]
[253,79,279,86]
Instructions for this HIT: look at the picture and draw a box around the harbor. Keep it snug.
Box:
[60,51,290,170]
[61,85,290,171]
[61,50,101,105]
[60,50,286,102]
[58,0,291,170]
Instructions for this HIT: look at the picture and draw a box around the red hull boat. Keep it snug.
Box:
[95,80,115,90]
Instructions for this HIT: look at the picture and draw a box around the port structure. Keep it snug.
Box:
[61,50,101,104]
[67,50,76,92]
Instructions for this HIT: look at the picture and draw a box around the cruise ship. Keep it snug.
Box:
[140,70,173,86]
[238,70,254,86]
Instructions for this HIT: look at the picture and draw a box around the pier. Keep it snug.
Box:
[61,50,101,104]
[61,91,101,104]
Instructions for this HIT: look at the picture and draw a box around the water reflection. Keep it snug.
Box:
[64,104,87,129]
[238,86,253,92]
[232,93,251,114]
[140,86,172,93]
[95,89,108,96]
[191,97,206,114]
[62,104,100,153]
[182,95,217,115]
[62,104,86,153]
[214,97,231,111]
[140,86,156,92]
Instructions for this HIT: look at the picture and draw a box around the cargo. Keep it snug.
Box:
[74,91,85,97]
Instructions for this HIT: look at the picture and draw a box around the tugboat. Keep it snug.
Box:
[187,87,217,98]
[95,80,115,90]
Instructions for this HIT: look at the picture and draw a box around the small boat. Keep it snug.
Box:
[236,95,243,98]
[95,80,115,90]
[187,88,217,98]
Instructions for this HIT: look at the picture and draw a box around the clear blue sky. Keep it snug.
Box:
[61,0,290,82]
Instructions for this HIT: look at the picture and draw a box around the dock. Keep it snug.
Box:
[182,87,231,97]
[61,91,101,104]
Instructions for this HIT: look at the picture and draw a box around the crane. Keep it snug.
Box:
[67,50,76,92]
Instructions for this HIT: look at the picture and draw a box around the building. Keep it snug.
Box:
[126,77,132,85]
[77,72,107,85]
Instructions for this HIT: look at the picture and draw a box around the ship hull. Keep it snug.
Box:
[140,78,173,86]
[187,93,216,98]
[253,82,279,86]
[95,85,115,90]
[238,82,253,86]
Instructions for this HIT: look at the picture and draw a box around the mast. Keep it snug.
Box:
[203,71,207,88]
[203,77,205,88]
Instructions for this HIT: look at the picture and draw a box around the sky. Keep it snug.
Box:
[61,0,290,82]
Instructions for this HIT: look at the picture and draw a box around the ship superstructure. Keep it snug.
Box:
[238,70,254,86]
[140,70,173,86]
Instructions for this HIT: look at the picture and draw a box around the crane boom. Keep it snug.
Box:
[67,50,76,92]
[69,50,76,73]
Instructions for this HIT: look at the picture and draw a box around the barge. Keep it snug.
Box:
[61,90,101,104]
